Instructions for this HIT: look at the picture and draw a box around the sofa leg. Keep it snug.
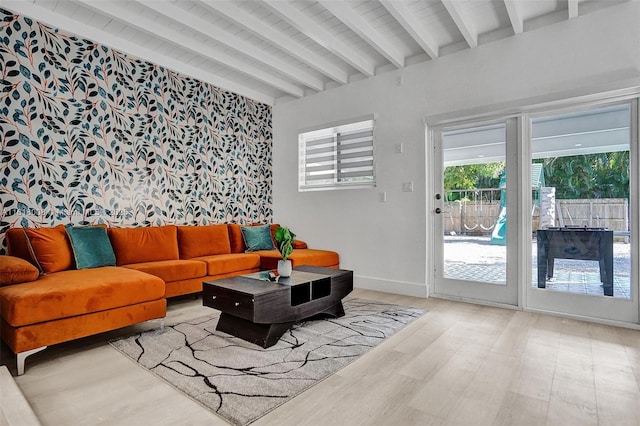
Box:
[17,347,47,376]
[159,319,165,330]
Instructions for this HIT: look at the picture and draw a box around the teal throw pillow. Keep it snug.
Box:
[65,226,116,269]
[241,225,275,252]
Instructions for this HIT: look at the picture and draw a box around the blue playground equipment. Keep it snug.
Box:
[490,164,545,245]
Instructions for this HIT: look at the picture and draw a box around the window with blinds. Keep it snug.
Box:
[298,118,375,191]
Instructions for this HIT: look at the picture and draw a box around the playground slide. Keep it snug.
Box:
[488,164,547,245]
[490,207,507,245]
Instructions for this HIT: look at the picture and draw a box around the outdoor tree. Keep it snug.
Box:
[535,151,629,199]
[445,151,629,201]
[444,162,504,201]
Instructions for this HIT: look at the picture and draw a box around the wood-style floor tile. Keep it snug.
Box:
[5,290,639,426]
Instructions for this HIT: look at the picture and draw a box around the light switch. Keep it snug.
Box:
[379,191,387,202]
[395,143,403,154]
[402,181,413,192]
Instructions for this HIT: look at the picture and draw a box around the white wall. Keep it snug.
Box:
[272,2,640,297]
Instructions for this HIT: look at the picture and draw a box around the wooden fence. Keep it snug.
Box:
[444,198,629,236]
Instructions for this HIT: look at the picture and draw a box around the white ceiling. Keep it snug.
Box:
[2,0,629,105]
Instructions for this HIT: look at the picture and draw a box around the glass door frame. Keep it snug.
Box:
[426,91,639,326]
[428,116,520,307]
[523,98,639,325]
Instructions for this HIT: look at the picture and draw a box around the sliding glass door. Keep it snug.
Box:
[428,96,638,325]
[526,101,638,323]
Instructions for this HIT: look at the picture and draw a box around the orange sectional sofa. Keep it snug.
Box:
[0,223,339,375]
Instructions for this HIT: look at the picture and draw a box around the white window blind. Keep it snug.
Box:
[298,119,375,191]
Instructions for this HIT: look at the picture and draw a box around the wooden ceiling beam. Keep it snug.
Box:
[262,0,376,77]
[201,0,348,85]
[320,0,405,68]
[380,0,439,59]
[442,0,478,48]
[138,0,323,92]
[568,0,579,18]
[504,0,524,34]
[76,0,304,98]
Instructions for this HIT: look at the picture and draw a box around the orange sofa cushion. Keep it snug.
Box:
[0,256,40,286]
[1,299,166,354]
[292,240,308,249]
[24,225,74,273]
[164,277,208,298]
[193,253,261,275]
[177,225,231,259]
[108,225,179,265]
[0,266,165,327]
[228,224,247,253]
[268,223,279,245]
[123,259,206,283]
[5,228,36,264]
[255,249,339,270]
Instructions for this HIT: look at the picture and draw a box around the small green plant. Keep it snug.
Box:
[274,226,296,261]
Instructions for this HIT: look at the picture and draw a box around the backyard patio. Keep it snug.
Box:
[444,235,632,299]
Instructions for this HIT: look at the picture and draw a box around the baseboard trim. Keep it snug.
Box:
[523,307,640,331]
[354,275,428,298]
[429,294,640,329]
[430,293,520,311]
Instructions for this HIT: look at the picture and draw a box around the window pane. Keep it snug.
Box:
[299,119,375,191]
[531,103,631,299]
[442,123,507,285]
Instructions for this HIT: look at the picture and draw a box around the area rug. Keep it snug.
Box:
[109,298,425,425]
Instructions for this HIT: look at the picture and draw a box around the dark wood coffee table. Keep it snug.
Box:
[202,265,353,348]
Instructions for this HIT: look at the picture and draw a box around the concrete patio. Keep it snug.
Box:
[443,235,632,299]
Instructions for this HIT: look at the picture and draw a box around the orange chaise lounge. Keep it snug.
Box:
[0,223,339,375]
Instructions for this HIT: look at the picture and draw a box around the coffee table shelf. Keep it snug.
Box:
[291,276,331,306]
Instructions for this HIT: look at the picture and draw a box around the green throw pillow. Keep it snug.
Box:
[240,225,275,252]
[65,226,116,269]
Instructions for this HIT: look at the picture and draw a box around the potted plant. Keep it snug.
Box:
[274,226,296,277]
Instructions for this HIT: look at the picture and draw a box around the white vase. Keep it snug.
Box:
[277,260,292,278]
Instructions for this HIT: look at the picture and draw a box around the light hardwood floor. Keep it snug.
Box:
[3,289,640,426]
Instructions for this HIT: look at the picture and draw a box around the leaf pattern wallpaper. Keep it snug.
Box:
[0,9,273,254]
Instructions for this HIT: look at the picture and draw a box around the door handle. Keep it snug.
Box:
[435,208,442,214]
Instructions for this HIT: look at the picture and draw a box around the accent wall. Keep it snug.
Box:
[0,9,273,254]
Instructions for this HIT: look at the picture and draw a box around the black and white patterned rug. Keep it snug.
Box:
[109,299,425,425]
